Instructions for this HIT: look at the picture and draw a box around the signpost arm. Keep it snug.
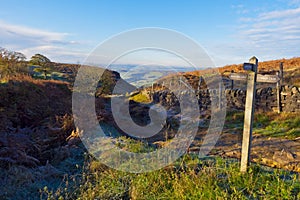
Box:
[240,57,258,173]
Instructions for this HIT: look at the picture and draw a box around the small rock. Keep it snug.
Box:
[272,150,294,165]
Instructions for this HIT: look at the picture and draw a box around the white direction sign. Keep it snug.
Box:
[230,73,280,83]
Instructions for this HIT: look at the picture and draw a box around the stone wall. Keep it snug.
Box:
[280,85,300,112]
[151,85,300,112]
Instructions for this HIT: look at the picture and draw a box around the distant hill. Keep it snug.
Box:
[173,57,300,87]
[107,64,197,87]
[183,57,299,75]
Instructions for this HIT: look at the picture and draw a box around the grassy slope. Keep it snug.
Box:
[225,110,300,139]
[1,59,300,199]
[44,139,300,200]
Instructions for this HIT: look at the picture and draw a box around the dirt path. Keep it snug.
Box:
[192,131,300,172]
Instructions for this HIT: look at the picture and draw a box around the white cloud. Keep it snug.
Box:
[0,20,68,41]
[258,7,300,20]
[239,7,300,45]
[204,5,300,66]
[0,20,87,63]
[20,45,87,62]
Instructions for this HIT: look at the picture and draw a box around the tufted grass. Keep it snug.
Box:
[43,150,300,200]
[254,112,300,139]
[225,111,300,139]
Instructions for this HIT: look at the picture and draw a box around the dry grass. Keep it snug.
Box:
[1,74,69,86]
[0,74,72,130]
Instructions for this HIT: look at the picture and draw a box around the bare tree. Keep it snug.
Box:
[0,47,27,77]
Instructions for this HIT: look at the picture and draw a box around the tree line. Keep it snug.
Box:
[0,47,53,79]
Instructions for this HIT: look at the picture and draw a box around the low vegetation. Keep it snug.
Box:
[254,112,300,139]
[42,139,300,199]
[129,92,152,103]
[225,111,300,139]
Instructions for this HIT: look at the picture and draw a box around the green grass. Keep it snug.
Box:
[254,112,300,139]
[42,137,300,200]
[115,136,155,153]
[44,156,300,200]
[129,92,151,103]
[254,117,300,139]
[224,111,244,130]
[225,111,300,139]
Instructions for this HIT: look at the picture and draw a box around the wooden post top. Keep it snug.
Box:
[249,56,258,64]
[249,56,258,72]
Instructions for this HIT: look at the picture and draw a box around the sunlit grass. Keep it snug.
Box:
[225,111,300,139]
[129,92,152,103]
[254,112,300,139]
[43,148,300,199]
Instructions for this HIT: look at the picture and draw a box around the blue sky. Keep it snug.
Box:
[0,0,300,67]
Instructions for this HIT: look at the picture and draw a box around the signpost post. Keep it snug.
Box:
[228,57,283,172]
[280,62,284,85]
[240,56,258,173]
[276,71,281,113]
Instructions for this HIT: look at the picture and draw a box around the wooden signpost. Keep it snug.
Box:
[229,73,247,81]
[240,56,258,173]
[234,57,283,172]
